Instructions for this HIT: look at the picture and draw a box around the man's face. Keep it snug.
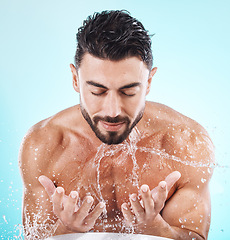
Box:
[71,53,155,145]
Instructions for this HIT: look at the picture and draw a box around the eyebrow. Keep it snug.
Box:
[120,82,141,90]
[86,81,108,89]
[86,81,141,90]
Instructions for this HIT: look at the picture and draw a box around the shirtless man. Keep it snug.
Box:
[19,10,215,240]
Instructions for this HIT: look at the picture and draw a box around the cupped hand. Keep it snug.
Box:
[38,175,105,232]
[121,171,181,234]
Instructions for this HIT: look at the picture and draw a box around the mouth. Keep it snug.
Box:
[99,120,126,132]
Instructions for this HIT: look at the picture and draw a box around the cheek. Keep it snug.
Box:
[125,95,146,118]
[80,91,102,114]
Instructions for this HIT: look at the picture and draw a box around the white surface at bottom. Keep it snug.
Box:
[46,232,173,240]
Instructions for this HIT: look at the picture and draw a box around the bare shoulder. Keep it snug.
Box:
[19,105,83,186]
[19,115,61,185]
[143,102,215,184]
[144,102,214,153]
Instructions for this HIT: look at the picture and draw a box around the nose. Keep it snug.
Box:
[103,91,122,118]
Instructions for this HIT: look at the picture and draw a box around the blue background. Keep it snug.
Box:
[0,0,229,239]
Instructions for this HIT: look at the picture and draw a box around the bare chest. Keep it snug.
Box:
[52,140,174,214]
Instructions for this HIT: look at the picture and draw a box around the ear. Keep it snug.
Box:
[70,64,80,93]
[146,67,157,95]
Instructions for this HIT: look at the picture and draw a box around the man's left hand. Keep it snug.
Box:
[121,171,181,234]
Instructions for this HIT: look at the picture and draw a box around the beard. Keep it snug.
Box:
[80,104,144,145]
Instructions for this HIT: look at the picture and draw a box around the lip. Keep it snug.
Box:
[99,121,125,132]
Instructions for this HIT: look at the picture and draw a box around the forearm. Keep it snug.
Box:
[146,219,205,240]
[136,215,205,240]
[169,226,205,240]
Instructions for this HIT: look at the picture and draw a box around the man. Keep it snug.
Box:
[19,10,214,239]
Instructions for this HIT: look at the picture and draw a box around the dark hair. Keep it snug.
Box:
[74,10,153,70]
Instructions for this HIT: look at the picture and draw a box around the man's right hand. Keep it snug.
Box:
[38,175,105,233]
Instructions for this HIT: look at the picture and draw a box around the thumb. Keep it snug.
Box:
[150,171,181,198]
[38,175,56,198]
[164,171,181,192]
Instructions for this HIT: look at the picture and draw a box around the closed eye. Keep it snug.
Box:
[91,91,106,96]
[86,81,108,96]
[120,87,139,97]
[120,91,136,97]
[119,82,141,97]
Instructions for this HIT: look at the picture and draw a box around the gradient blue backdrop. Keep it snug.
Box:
[0,0,229,239]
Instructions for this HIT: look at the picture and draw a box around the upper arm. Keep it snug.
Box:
[161,124,215,239]
[162,176,212,239]
[19,124,60,238]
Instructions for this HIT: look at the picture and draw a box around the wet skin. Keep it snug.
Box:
[39,170,181,235]
[19,55,214,239]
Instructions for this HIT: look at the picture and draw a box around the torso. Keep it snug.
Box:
[34,101,208,232]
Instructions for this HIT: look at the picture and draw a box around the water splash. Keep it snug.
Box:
[22,207,57,240]
[14,125,218,238]
[80,125,216,233]
[93,126,215,206]
[94,127,142,204]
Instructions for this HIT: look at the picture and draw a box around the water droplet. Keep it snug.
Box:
[3,215,8,224]
[201,178,206,183]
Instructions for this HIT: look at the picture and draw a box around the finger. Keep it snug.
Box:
[52,187,65,217]
[129,194,145,221]
[63,191,79,217]
[83,202,105,226]
[121,203,135,226]
[74,196,94,223]
[164,171,181,192]
[150,171,181,197]
[38,175,56,198]
[152,181,167,213]
[140,185,155,218]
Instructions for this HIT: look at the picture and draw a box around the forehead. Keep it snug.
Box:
[78,53,150,87]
